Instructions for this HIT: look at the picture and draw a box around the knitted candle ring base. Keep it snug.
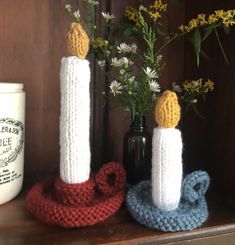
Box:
[126,171,210,232]
[54,177,95,206]
[26,162,126,228]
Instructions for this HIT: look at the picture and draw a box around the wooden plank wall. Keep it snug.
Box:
[183,0,235,205]
[0,0,76,183]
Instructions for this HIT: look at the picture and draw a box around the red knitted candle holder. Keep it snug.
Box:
[26,162,126,228]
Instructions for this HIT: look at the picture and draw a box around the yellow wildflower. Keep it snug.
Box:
[223,19,235,27]
[182,81,191,92]
[197,14,207,25]
[178,24,189,32]
[124,6,140,23]
[192,79,202,93]
[176,9,235,33]
[208,14,218,24]
[188,18,198,30]
[215,10,225,19]
[178,25,185,32]
[217,9,235,27]
[203,79,214,93]
[225,10,234,18]
[149,11,161,22]
[91,37,107,48]
[151,0,167,12]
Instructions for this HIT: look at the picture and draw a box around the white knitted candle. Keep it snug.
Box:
[60,56,90,184]
[152,127,182,211]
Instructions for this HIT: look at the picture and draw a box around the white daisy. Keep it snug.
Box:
[110,81,123,96]
[149,80,161,92]
[73,10,80,20]
[143,67,158,79]
[172,82,182,93]
[97,60,106,68]
[117,43,132,53]
[117,43,137,54]
[119,57,130,66]
[102,12,115,21]
[65,4,72,11]
[111,57,122,67]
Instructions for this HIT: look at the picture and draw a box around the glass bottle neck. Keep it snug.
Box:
[131,116,146,131]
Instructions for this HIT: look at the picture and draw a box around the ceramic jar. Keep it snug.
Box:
[0,83,25,205]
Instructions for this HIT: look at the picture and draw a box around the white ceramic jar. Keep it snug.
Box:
[0,83,25,205]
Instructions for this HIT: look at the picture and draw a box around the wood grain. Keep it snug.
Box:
[0,194,235,244]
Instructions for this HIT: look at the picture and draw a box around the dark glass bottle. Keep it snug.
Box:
[123,116,151,185]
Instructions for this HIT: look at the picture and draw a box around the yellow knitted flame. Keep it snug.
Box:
[155,90,180,128]
[67,23,89,59]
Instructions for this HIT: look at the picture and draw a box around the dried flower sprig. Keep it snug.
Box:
[172,78,215,116]
[179,9,235,66]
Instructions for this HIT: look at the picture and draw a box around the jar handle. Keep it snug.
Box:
[182,171,210,203]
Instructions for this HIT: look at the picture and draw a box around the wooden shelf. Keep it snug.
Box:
[0,191,235,244]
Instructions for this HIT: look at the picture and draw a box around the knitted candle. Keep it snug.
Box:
[26,22,126,228]
[152,91,182,211]
[60,23,90,184]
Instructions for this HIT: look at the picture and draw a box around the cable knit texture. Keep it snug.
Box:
[26,162,126,228]
[155,90,180,128]
[126,171,210,231]
[67,23,89,59]
[60,56,90,184]
[152,127,182,211]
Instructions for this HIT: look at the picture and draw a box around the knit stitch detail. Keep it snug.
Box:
[60,57,90,184]
[55,177,95,206]
[126,171,210,232]
[152,127,182,211]
[67,23,89,59]
[155,90,180,128]
[182,171,210,203]
[26,162,126,228]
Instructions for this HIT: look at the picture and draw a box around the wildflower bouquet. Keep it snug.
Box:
[65,0,235,120]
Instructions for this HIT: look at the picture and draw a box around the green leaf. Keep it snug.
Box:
[214,28,229,64]
[200,48,213,62]
[155,26,167,36]
[192,29,202,67]
[202,27,214,42]
[192,104,206,120]
[204,22,221,32]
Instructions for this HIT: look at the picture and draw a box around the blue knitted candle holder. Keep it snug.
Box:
[126,171,210,232]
